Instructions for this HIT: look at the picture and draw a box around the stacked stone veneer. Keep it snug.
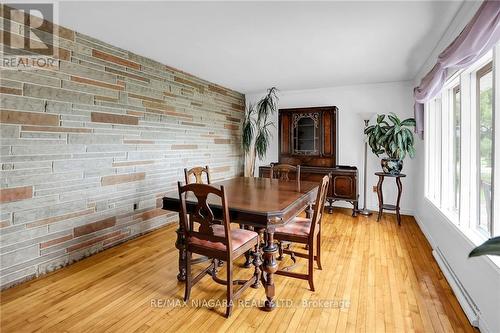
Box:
[0,6,245,289]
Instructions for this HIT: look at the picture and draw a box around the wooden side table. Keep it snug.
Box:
[375,172,406,226]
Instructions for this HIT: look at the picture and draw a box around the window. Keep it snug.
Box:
[476,62,494,234]
[425,97,442,205]
[425,50,498,239]
[452,85,461,213]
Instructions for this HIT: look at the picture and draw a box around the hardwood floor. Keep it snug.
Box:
[1,209,475,333]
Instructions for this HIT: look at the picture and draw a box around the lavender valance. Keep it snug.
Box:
[414,0,500,138]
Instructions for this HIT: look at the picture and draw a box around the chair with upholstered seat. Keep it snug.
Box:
[270,163,305,257]
[274,175,329,291]
[177,182,259,318]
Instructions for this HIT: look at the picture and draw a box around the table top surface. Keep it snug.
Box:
[375,172,406,178]
[163,177,319,215]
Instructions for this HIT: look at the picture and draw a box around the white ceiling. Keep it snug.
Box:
[59,1,464,94]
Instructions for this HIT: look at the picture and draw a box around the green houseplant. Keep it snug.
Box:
[242,87,278,177]
[364,113,416,174]
[469,237,500,258]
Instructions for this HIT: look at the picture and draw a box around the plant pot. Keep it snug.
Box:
[381,158,403,175]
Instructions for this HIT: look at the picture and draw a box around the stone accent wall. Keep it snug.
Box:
[0,6,245,289]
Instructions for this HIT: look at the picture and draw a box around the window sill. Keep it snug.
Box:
[423,197,500,271]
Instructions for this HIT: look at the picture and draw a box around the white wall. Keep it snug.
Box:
[246,80,416,214]
[412,1,500,332]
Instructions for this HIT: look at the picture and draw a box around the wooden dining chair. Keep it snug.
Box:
[184,165,211,232]
[270,163,301,193]
[177,182,259,318]
[274,175,329,291]
[184,165,211,185]
[270,163,301,182]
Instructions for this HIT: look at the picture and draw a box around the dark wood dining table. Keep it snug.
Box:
[162,176,319,311]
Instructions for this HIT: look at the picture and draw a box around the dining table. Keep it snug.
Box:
[162,176,319,311]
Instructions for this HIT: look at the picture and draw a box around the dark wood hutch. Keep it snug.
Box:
[258,106,359,216]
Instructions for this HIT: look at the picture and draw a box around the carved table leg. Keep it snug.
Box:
[277,242,284,260]
[175,215,186,281]
[376,175,384,222]
[251,228,264,289]
[262,227,278,311]
[244,251,252,268]
[327,198,334,214]
[352,201,359,217]
[396,176,403,226]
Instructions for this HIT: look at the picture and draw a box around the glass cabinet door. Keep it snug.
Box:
[292,113,320,155]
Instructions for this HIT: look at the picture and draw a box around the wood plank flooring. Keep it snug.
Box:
[0,209,476,333]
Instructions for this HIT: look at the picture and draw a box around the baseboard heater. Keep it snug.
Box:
[433,247,480,328]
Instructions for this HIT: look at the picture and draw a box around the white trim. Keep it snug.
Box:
[433,248,480,328]
[493,44,500,236]
[414,213,496,333]
[331,201,414,216]
[461,70,472,229]
[418,199,500,272]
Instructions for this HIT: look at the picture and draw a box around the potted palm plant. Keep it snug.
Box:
[242,87,278,177]
[364,113,416,175]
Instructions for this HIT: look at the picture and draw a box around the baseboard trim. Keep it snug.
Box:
[432,248,480,327]
[413,214,436,248]
[0,219,177,291]
[332,202,414,216]
[413,214,492,333]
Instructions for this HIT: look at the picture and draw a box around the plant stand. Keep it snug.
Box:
[375,172,406,226]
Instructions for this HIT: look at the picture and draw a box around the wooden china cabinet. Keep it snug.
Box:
[259,106,359,216]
